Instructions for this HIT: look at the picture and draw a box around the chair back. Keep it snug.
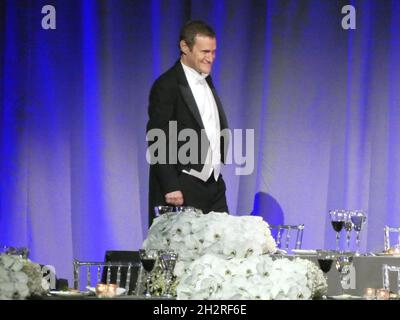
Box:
[73,252,142,295]
[268,224,305,250]
[384,226,400,251]
[382,264,400,294]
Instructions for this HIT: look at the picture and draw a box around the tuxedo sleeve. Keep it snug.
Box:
[146,80,181,195]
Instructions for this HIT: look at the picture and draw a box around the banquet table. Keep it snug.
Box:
[289,254,400,296]
[46,254,400,300]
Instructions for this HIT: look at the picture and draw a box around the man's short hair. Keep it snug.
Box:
[179,20,216,52]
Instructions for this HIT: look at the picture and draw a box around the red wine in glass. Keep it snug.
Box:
[330,210,346,251]
[318,259,334,273]
[139,249,158,298]
[141,258,156,272]
[331,221,344,232]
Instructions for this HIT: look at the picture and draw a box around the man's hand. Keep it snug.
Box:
[165,191,184,206]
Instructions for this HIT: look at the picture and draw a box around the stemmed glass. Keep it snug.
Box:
[350,211,367,256]
[159,250,178,298]
[174,206,196,213]
[316,250,336,298]
[329,210,345,251]
[335,253,354,296]
[154,206,175,218]
[343,211,354,252]
[139,249,158,298]
[155,206,200,220]
[317,250,336,275]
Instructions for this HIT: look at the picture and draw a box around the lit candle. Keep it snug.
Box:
[376,288,390,300]
[389,293,398,300]
[95,283,118,298]
[95,283,108,297]
[105,284,117,297]
[363,288,376,300]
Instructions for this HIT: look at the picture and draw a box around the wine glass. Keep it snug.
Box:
[329,210,345,251]
[335,253,353,296]
[317,250,336,274]
[350,210,367,256]
[139,249,158,298]
[154,206,174,218]
[174,206,196,213]
[316,250,336,299]
[343,211,354,252]
[159,250,178,298]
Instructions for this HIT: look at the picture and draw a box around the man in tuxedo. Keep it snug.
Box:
[146,20,229,226]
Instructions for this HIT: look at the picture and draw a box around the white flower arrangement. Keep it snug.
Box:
[0,254,50,300]
[176,254,327,300]
[143,211,277,263]
[142,211,327,300]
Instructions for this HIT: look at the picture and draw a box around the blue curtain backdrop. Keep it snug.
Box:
[1,0,400,284]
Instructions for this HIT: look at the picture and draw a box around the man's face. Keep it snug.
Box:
[181,35,216,74]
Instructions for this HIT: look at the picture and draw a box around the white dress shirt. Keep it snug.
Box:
[180,61,221,181]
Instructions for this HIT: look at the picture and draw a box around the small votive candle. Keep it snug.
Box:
[95,283,117,298]
[376,288,390,300]
[95,283,107,297]
[389,293,398,300]
[363,288,376,300]
[105,284,117,297]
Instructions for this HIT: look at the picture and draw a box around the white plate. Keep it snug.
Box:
[375,252,400,257]
[329,294,363,300]
[291,249,317,255]
[49,290,89,297]
[274,249,288,255]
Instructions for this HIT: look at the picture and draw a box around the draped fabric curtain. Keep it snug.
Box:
[1,0,400,283]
